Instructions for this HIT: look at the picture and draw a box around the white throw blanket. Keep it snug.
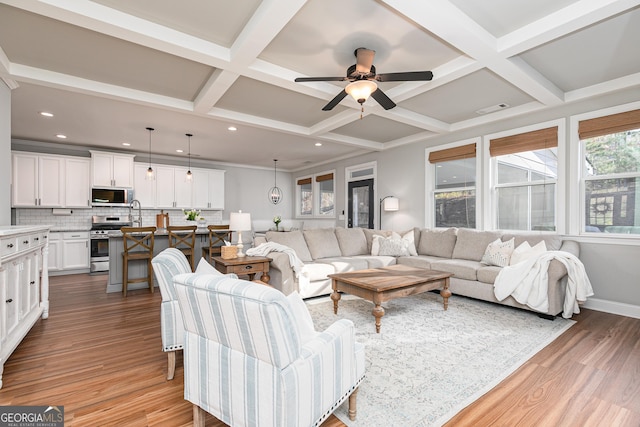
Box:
[246,242,305,277]
[493,251,594,318]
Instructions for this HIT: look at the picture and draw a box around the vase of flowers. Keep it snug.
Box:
[183,208,200,225]
[273,215,281,231]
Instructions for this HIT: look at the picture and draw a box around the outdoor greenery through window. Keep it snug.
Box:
[316,173,335,216]
[296,171,335,217]
[434,157,476,228]
[583,128,640,234]
[297,177,312,216]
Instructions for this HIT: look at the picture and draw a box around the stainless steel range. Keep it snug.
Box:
[90,215,132,273]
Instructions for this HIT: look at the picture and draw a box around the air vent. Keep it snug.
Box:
[476,103,510,115]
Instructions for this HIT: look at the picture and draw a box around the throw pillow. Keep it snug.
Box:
[286,291,316,345]
[372,234,411,257]
[401,230,418,256]
[509,240,547,265]
[480,238,515,267]
[195,258,223,276]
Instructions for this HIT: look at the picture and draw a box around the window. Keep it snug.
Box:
[429,143,476,228]
[579,108,640,234]
[490,126,558,231]
[296,171,335,217]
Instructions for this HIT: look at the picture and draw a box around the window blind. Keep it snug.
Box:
[297,178,312,185]
[315,173,333,182]
[428,143,476,163]
[490,127,557,157]
[578,109,640,140]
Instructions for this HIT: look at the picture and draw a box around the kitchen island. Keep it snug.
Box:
[106,227,224,293]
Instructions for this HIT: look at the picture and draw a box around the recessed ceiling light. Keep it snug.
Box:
[56,134,67,139]
[39,111,54,117]
[228,126,237,131]
[176,149,183,153]
[315,142,322,147]
[122,142,131,146]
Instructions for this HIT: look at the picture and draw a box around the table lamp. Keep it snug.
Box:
[229,210,252,257]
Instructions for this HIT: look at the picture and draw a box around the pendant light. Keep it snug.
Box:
[185,133,193,182]
[146,127,154,180]
[268,159,283,205]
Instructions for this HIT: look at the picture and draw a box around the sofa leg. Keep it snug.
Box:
[193,404,206,427]
[167,350,176,380]
[537,313,556,321]
[348,387,359,421]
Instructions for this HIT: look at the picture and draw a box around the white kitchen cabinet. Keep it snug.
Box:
[64,157,91,208]
[47,232,62,271]
[0,226,50,389]
[154,166,193,209]
[192,169,225,210]
[61,232,90,270]
[12,153,64,207]
[133,163,155,208]
[90,150,135,188]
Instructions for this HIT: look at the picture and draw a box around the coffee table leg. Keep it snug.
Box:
[441,277,452,310]
[372,303,385,333]
[331,282,341,314]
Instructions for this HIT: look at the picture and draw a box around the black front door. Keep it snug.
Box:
[347,179,374,229]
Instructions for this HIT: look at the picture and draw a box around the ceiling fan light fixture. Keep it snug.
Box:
[345,80,377,104]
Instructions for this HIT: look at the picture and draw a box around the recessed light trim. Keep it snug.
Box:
[122,142,131,146]
[176,149,183,153]
[228,126,237,131]
[39,111,54,117]
[55,134,67,139]
[315,142,322,147]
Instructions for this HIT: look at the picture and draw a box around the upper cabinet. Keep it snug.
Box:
[133,163,225,210]
[90,151,135,188]
[12,152,90,208]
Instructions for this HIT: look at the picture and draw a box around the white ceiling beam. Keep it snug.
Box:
[193,69,239,114]
[377,108,451,133]
[564,72,640,103]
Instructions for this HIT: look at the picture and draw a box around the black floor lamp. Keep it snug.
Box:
[379,196,399,229]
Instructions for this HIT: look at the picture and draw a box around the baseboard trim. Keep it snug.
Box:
[583,298,640,319]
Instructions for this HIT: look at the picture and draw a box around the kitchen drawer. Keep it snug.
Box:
[31,233,45,247]
[63,231,90,240]
[17,234,33,251]
[1,237,17,258]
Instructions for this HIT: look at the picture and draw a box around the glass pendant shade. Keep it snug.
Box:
[345,80,378,104]
[186,133,193,182]
[146,127,154,180]
[269,159,283,204]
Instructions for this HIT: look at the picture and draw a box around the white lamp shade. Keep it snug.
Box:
[229,211,252,231]
[383,197,399,211]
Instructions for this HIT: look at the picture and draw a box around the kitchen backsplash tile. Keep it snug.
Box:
[14,208,223,230]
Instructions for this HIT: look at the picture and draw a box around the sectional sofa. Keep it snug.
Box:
[253,227,580,317]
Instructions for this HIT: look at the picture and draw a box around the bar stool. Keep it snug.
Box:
[202,225,233,262]
[121,226,156,297]
[167,225,197,271]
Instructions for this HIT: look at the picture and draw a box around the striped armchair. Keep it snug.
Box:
[151,248,192,380]
[173,273,366,427]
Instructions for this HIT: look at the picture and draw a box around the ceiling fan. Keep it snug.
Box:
[294,48,433,112]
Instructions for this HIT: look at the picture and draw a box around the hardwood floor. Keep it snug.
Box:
[1,274,639,426]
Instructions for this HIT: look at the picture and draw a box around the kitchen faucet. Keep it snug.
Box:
[130,199,142,227]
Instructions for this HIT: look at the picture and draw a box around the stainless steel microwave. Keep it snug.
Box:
[91,187,134,207]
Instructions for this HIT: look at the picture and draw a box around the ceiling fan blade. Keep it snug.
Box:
[376,71,433,82]
[322,90,348,111]
[294,76,347,82]
[371,88,396,110]
[355,48,375,74]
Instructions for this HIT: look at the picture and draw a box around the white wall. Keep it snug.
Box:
[0,82,11,225]
[294,88,640,316]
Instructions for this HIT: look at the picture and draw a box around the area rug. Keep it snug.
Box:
[305,293,575,427]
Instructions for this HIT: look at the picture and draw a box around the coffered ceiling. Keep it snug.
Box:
[1,0,639,170]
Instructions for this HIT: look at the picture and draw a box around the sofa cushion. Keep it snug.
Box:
[335,227,368,256]
[300,262,335,281]
[451,229,502,261]
[316,257,369,273]
[400,229,418,256]
[480,238,515,267]
[303,228,342,260]
[397,255,447,269]
[266,230,313,262]
[352,255,397,269]
[509,241,547,265]
[372,234,412,256]
[477,265,502,284]
[501,232,562,251]
[431,259,483,281]
[417,228,457,258]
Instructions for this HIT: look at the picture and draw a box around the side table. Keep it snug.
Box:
[212,256,271,284]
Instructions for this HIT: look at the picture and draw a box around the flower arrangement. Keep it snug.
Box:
[183,208,201,221]
[273,215,281,231]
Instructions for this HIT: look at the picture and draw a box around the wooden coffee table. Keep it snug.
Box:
[328,264,453,333]
[212,256,271,284]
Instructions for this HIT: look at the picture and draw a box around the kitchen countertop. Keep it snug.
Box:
[0,225,52,236]
[108,227,218,238]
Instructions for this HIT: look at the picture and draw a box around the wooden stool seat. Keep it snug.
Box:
[121,226,156,297]
[202,225,233,263]
[167,225,197,271]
